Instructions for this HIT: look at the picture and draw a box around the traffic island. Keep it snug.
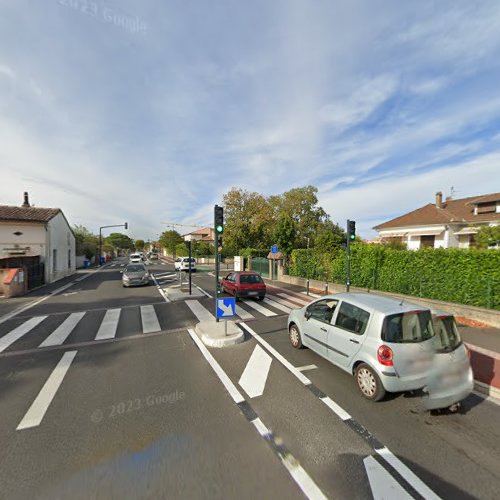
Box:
[194,319,244,347]
[165,287,205,301]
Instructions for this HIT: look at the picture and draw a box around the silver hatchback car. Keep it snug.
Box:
[288,293,437,401]
[121,263,150,287]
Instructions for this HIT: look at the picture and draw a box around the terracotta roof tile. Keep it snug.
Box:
[0,205,60,223]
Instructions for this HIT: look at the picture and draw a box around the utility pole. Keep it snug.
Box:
[98,222,128,266]
[346,220,356,292]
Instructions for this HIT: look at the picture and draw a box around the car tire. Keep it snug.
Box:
[258,295,265,301]
[289,324,303,349]
[355,364,386,402]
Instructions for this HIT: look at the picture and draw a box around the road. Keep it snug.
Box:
[0,258,499,499]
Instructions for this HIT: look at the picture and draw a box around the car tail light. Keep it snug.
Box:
[377,345,393,366]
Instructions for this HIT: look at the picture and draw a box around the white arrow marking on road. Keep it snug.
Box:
[218,301,234,317]
[238,345,272,398]
[364,456,413,500]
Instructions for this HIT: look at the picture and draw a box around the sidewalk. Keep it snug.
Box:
[264,277,500,398]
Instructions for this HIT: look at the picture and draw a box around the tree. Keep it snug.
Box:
[105,233,134,252]
[135,239,145,251]
[314,230,345,254]
[475,226,500,249]
[274,214,296,261]
[73,225,98,259]
[159,230,184,256]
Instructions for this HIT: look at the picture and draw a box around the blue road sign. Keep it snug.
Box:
[216,297,236,318]
[271,245,278,254]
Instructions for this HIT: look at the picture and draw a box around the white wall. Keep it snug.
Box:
[46,212,76,283]
[434,232,446,248]
[407,235,420,250]
[0,222,46,260]
[446,226,460,248]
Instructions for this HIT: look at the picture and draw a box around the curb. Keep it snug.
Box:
[194,320,244,348]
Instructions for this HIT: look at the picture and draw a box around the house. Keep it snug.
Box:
[183,227,215,244]
[373,191,500,249]
[0,192,76,289]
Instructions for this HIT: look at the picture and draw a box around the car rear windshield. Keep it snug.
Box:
[433,316,462,352]
[240,274,263,284]
[125,265,145,272]
[382,310,434,343]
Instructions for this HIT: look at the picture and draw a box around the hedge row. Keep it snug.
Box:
[288,245,500,310]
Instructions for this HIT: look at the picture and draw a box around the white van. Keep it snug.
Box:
[175,257,196,271]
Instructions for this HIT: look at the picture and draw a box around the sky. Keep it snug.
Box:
[1,0,500,241]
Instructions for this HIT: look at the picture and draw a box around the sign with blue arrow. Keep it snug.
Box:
[216,297,236,318]
[271,245,278,254]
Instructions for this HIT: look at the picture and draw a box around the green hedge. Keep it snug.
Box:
[288,245,500,310]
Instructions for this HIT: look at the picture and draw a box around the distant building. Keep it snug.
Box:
[373,191,500,249]
[183,227,215,244]
[0,192,76,289]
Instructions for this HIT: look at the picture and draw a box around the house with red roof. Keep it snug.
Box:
[373,191,500,250]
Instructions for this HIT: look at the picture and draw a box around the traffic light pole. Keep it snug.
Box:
[215,231,219,322]
[346,219,351,292]
[97,222,128,266]
[188,241,192,295]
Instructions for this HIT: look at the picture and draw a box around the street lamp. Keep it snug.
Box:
[98,222,128,266]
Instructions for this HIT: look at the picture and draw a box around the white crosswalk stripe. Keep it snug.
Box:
[277,293,310,306]
[95,309,121,340]
[0,316,47,353]
[243,299,277,317]
[266,295,300,311]
[39,312,85,347]
[140,305,161,333]
[301,291,321,298]
[185,300,213,321]
[263,297,292,313]
[235,305,254,320]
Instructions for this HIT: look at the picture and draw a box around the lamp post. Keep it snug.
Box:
[98,222,128,266]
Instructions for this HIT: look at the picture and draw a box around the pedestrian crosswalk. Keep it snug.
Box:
[0,290,313,354]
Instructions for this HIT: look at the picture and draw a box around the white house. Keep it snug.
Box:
[373,191,500,249]
[0,193,76,289]
[183,227,215,244]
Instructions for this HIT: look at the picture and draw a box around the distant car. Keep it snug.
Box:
[288,293,438,401]
[129,253,142,263]
[175,257,196,271]
[424,311,473,410]
[221,271,266,301]
[121,263,150,287]
[149,253,159,260]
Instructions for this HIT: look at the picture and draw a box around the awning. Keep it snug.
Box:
[454,227,479,236]
[406,227,445,236]
[379,232,407,238]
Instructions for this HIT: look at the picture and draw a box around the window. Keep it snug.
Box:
[382,311,434,343]
[335,302,370,335]
[433,316,462,352]
[239,274,263,284]
[420,235,435,247]
[53,249,57,272]
[306,299,338,324]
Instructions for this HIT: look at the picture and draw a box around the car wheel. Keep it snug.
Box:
[355,364,386,402]
[289,324,303,349]
[258,295,265,301]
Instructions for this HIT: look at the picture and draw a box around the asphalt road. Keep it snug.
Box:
[0,258,499,499]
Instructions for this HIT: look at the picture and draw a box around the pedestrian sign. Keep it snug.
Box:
[271,245,278,254]
[216,297,236,318]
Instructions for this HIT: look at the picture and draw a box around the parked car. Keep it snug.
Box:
[423,311,473,410]
[175,257,196,271]
[149,253,159,260]
[121,263,150,287]
[221,271,266,300]
[288,293,437,401]
[129,253,142,263]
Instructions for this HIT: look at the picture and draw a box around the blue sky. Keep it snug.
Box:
[1,0,500,241]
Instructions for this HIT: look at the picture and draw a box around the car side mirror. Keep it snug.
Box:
[120,270,123,274]
[305,311,311,320]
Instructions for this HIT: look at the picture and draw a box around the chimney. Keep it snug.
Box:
[435,191,443,209]
[22,192,30,208]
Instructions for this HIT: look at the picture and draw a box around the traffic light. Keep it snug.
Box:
[185,240,191,250]
[214,205,224,234]
[124,222,128,230]
[217,237,223,250]
[347,220,356,241]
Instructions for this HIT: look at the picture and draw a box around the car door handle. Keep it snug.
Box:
[349,339,360,344]
[321,327,328,332]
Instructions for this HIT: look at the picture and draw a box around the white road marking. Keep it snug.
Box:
[151,274,171,303]
[17,350,77,430]
[195,284,213,298]
[140,305,161,333]
[278,293,310,306]
[238,323,311,385]
[185,300,213,322]
[364,456,413,500]
[266,295,301,310]
[320,396,351,421]
[187,328,245,403]
[95,309,121,340]
[297,364,317,372]
[375,447,441,500]
[154,272,176,278]
[239,345,272,398]
[243,299,277,317]
[263,297,291,313]
[301,291,321,298]
[0,316,47,353]
[187,328,326,500]
[39,312,85,347]
[235,305,254,320]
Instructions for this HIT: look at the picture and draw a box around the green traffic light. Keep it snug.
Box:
[350,234,355,240]
[216,225,223,233]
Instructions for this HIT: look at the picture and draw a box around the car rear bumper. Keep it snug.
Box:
[380,370,428,393]
[423,368,474,410]
[236,290,266,298]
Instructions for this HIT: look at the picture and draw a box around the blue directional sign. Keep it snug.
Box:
[216,297,236,318]
[271,245,278,254]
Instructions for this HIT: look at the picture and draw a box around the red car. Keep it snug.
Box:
[221,271,266,301]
